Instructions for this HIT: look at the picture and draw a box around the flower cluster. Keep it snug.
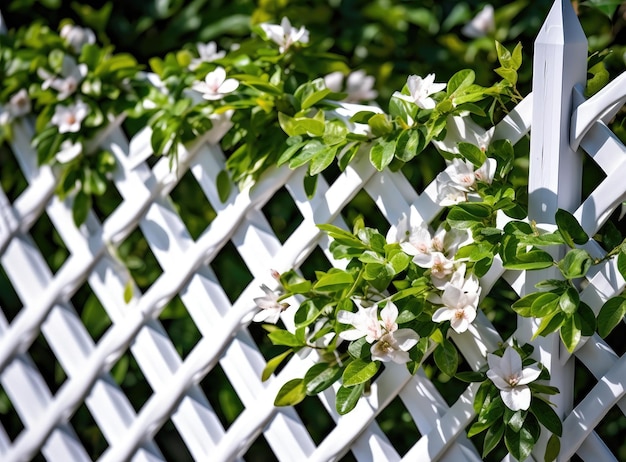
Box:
[0,21,145,225]
[337,301,419,363]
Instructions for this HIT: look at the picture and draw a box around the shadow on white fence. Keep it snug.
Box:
[1,0,626,460]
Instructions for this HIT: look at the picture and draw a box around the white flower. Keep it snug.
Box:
[190,42,226,70]
[370,302,419,363]
[395,220,470,286]
[431,265,480,333]
[337,305,382,343]
[260,17,309,53]
[461,5,496,39]
[8,89,31,117]
[60,24,96,53]
[436,157,497,205]
[252,284,289,324]
[393,74,446,110]
[324,70,378,103]
[486,347,542,411]
[56,140,82,163]
[191,67,239,100]
[50,100,89,133]
[38,55,88,100]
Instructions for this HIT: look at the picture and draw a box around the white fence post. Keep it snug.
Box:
[524,0,587,457]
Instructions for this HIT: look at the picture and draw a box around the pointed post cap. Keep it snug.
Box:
[536,0,587,46]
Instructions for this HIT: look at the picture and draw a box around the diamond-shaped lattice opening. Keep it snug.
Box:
[154,418,193,462]
[118,228,163,292]
[70,401,108,459]
[294,395,335,445]
[111,351,153,413]
[92,182,124,224]
[169,170,217,240]
[262,186,303,244]
[0,146,28,200]
[29,213,69,275]
[400,145,446,194]
[201,362,244,430]
[481,276,519,341]
[594,404,626,460]
[0,383,24,442]
[581,148,608,204]
[159,296,202,359]
[0,264,21,323]
[299,244,332,282]
[603,323,626,357]
[28,333,67,395]
[320,158,343,185]
[375,395,421,456]
[341,189,391,233]
[572,357,596,409]
[243,433,275,462]
[210,240,253,304]
[71,282,112,342]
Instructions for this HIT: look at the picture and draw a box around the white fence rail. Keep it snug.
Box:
[1,0,626,460]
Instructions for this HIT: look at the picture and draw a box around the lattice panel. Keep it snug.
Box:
[0,82,533,461]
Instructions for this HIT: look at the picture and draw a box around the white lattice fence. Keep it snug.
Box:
[1,0,626,461]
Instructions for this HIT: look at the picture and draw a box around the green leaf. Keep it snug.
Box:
[505,408,526,433]
[262,350,293,381]
[545,434,561,462]
[349,111,377,124]
[123,280,133,304]
[458,142,487,167]
[533,311,565,338]
[369,137,397,171]
[309,145,338,176]
[336,383,365,414]
[559,288,580,315]
[363,263,394,291]
[367,113,393,137]
[558,249,592,279]
[433,339,458,377]
[342,359,380,387]
[581,0,622,19]
[313,270,354,292]
[576,302,596,336]
[560,314,581,353]
[274,378,306,406]
[279,270,312,294]
[303,173,318,199]
[531,292,560,318]
[278,112,325,137]
[348,337,370,360]
[617,250,626,282]
[216,169,232,202]
[398,129,425,162]
[72,190,92,227]
[447,202,492,229]
[447,69,475,95]
[483,422,505,458]
[268,330,304,347]
[555,209,588,247]
[303,363,343,395]
[294,299,324,328]
[504,423,537,462]
[597,296,626,338]
[512,292,543,317]
[530,398,563,437]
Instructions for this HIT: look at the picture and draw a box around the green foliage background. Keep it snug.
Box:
[1,0,626,460]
